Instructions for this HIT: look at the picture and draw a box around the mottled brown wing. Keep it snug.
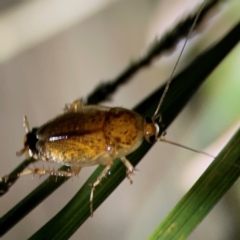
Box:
[37,111,107,140]
[36,131,108,167]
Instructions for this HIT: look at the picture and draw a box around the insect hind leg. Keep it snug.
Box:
[18,166,81,180]
[64,99,83,113]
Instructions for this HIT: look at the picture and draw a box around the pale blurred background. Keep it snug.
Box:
[0,0,240,239]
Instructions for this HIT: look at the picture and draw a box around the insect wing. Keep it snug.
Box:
[36,134,107,166]
[36,111,108,165]
[36,111,106,140]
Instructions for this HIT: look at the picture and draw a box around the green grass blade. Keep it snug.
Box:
[149,127,240,240]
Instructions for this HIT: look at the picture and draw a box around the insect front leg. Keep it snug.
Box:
[90,162,112,216]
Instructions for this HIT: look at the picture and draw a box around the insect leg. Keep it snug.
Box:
[18,166,81,180]
[64,99,83,113]
[90,162,112,216]
[120,156,135,184]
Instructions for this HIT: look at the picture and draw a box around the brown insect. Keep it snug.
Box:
[3,0,213,217]
[16,99,159,215]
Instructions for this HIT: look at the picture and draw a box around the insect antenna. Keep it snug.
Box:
[159,135,215,158]
[152,0,207,121]
[151,0,215,158]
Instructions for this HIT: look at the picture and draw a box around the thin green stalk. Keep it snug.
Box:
[149,128,240,240]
